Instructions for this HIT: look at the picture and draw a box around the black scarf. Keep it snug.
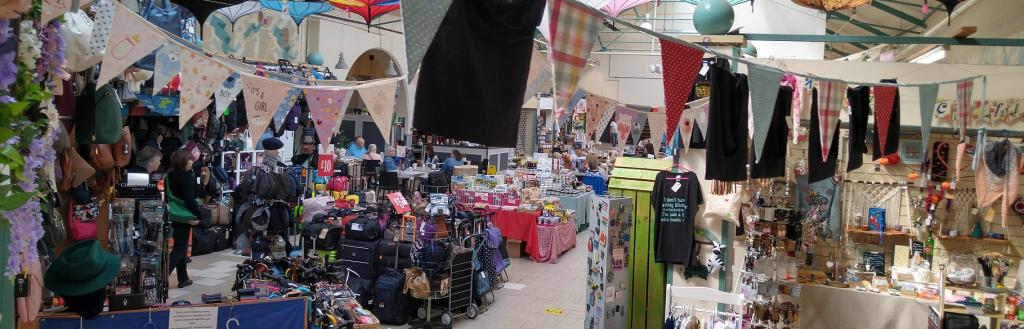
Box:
[985,139,1012,177]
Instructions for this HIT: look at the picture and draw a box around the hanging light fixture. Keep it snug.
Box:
[384,62,398,76]
[335,52,349,70]
[639,14,653,29]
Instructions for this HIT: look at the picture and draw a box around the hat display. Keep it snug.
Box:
[262,137,284,151]
[44,240,120,296]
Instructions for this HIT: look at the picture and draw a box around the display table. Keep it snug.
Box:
[492,209,540,243]
[797,284,934,329]
[552,192,593,233]
[38,297,307,329]
[534,218,577,263]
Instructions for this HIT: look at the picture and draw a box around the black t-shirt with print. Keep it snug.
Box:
[652,170,703,265]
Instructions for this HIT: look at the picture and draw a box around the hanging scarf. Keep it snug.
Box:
[985,139,1012,177]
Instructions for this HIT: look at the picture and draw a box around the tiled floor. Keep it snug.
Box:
[168,232,589,328]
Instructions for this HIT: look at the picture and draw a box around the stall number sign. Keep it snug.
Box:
[169,307,218,329]
[317,154,334,177]
[388,192,411,213]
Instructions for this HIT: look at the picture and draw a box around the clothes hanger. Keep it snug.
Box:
[225,303,241,328]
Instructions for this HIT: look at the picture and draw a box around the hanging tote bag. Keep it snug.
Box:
[703,185,744,225]
[165,180,197,224]
[135,0,181,70]
[68,198,99,241]
[61,8,103,73]
[76,83,123,144]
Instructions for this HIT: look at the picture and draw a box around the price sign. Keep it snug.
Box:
[388,192,411,213]
[317,154,334,177]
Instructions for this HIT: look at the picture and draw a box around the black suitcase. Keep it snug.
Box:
[210,226,232,252]
[338,239,376,279]
[302,223,343,250]
[376,240,412,258]
[373,269,409,325]
[345,216,381,242]
[191,227,217,256]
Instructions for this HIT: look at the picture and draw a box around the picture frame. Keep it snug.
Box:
[899,139,925,164]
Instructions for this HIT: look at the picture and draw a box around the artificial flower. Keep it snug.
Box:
[17,19,39,82]
[0,19,14,90]
[4,197,43,276]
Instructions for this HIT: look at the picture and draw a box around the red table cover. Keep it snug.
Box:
[534,218,577,263]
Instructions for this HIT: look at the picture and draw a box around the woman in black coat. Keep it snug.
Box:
[166,149,201,288]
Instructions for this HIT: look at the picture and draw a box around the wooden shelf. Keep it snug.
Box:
[937,235,1012,245]
[847,228,910,236]
[945,285,1008,295]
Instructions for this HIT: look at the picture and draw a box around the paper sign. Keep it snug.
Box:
[317,154,334,177]
[168,307,218,329]
[388,192,412,213]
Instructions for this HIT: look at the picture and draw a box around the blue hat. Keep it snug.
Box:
[262,137,284,151]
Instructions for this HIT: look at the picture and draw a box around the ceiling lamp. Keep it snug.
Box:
[790,0,870,11]
[335,52,349,70]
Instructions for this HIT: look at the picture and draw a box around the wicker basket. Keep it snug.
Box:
[791,0,871,11]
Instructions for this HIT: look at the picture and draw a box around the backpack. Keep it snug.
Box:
[373,270,409,325]
[345,216,381,242]
[327,176,349,192]
[302,222,342,250]
[302,196,335,223]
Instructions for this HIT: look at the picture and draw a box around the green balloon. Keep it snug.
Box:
[306,52,325,66]
[693,0,735,35]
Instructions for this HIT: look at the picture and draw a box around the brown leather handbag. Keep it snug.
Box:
[89,144,115,170]
[204,204,231,226]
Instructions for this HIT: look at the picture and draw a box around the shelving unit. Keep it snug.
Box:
[937,265,1008,329]
[220,150,265,193]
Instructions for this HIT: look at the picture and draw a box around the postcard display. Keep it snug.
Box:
[586,195,634,329]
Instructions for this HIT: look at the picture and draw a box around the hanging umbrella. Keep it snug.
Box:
[602,0,651,18]
[214,1,264,25]
[259,0,336,26]
[329,0,400,27]
[790,0,870,11]
[171,0,247,25]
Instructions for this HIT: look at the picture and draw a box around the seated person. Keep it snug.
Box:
[442,149,465,174]
[383,147,399,172]
[347,137,367,158]
[363,144,383,161]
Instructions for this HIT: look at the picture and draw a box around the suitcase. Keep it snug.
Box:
[376,240,413,258]
[209,226,232,252]
[191,227,217,256]
[338,239,376,279]
[345,216,381,242]
[372,269,409,325]
[302,223,343,250]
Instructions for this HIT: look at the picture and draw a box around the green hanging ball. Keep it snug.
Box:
[307,52,325,66]
[693,0,735,35]
[742,43,757,57]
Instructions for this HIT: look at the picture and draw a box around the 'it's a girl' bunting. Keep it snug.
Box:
[659,39,704,140]
[240,74,293,140]
[548,0,601,120]
[178,45,234,128]
[816,80,847,161]
[305,88,354,152]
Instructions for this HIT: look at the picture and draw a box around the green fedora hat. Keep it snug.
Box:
[44,240,120,296]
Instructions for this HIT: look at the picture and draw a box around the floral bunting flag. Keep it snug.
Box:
[240,74,292,139]
[659,39,704,141]
[524,48,553,104]
[96,2,166,87]
[594,101,617,143]
[679,99,709,153]
[41,0,71,24]
[748,65,783,162]
[87,0,114,60]
[214,73,243,117]
[178,45,234,129]
[816,80,847,160]
[401,0,455,81]
[873,86,898,154]
[631,112,647,145]
[305,88,354,151]
[548,0,601,121]
[585,92,614,139]
[615,105,635,149]
[647,110,666,155]
[356,79,400,143]
[271,87,303,134]
[918,84,940,149]
[151,45,181,95]
[956,78,974,140]
[782,74,802,144]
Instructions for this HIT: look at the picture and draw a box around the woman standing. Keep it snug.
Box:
[165,149,201,288]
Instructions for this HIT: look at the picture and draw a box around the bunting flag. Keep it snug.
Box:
[679,99,709,153]
[918,84,940,149]
[615,105,635,149]
[240,74,293,139]
[548,0,601,120]
[401,0,454,82]
[816,80,847,160]
[594,102,617,143]
[87,0,114,59]
[305,88,354,152]
[782,74,802,144]
[659,39,704,141]
[178,45,234,129]
[748,65,784,162]
[356,79,400,143]
[631,111,648,145]
[151,45,181,95]
[96,2,167,87]
[524,48,554,104]
[272,87,303,134]
[647,110,666,156]
[585,92,614,139]
[41,0,71,24]
[956,78,974,140]
[873,86,898,154]
[214,73,243,117]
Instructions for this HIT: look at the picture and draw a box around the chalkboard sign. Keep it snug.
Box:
[911,241,924,259]
[863,251,886,276]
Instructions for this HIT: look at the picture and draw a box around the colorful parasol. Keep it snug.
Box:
[171,0,246,25]
[602,0,651,18]
[214,1,264,25]
[258,0,335,26]
[329,0,400,26]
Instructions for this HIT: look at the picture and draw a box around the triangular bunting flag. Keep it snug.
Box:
[240,74,293,140]
[585,93,614,139]
[782,74,802,144]
[357,79,400,144]
[152,45,181,95]
[214,73,243,117]
[615,106,635,149]
[679,111,695,153]
[918,84,940,149]
[524,48,554,104]
[306,88,354,151]
[41,0,71,24]
[178,45,234,129]
[548,0,601,121]
[647,110,666,156]
[97,2,167,87]
[659,39,704,140]
[748,65,784,162]
[272,87,303,134]
[401,0,454,82]
[873,86,898,154]
[956,78,974,140]
[817,80,847,160]
[632,111,648,145]
[594,102,617,143]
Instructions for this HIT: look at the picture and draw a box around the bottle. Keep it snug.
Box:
[925,233,935,261]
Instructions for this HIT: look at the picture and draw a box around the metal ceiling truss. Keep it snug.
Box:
[869,0,926,28]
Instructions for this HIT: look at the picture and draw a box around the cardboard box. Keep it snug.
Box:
[507,239,523,258]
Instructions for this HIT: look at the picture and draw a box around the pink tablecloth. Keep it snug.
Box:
[533,218,577,263]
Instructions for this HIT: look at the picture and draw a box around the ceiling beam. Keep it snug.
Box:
[870,0,927,28]
[826,28,869,50]
[826,47,851,57]
[744,34,1024,47]
[829,11,889,36]
[877,0,943,11]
